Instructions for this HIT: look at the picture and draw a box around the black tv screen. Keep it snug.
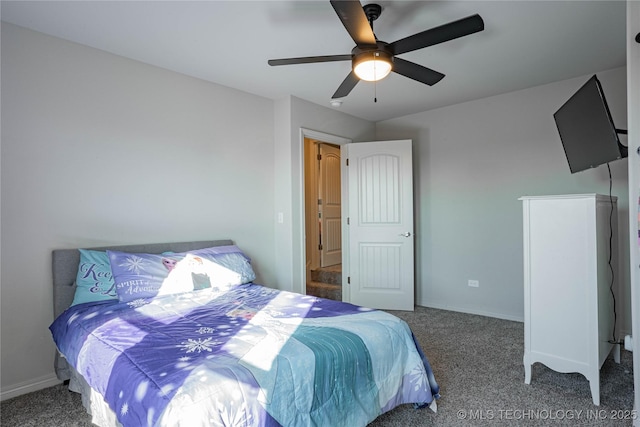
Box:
[553,75,626,174]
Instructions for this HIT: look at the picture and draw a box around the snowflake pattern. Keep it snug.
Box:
[212,400,252,427]
[127,298,149,308]
[178,337,219,353]
[197,327,216,334]
[118,255,147,275]
[264,309,286,317]
[409,364,428,391]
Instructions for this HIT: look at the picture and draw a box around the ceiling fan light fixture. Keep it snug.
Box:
[353,50,392,82]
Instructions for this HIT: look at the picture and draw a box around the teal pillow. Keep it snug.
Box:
[71,249,117,306]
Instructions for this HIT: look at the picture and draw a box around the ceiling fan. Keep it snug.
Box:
[268,0,484,99]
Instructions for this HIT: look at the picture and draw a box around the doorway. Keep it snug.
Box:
[304,137,342,300]
[298,129,415,310]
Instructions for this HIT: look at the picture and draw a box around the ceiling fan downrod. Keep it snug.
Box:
[363,4,382,32]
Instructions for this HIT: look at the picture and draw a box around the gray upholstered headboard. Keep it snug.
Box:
[51,239,233,380]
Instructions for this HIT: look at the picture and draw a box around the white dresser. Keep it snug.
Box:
[520,194,620,406]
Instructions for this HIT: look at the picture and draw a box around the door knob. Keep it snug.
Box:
[399,232,412,237]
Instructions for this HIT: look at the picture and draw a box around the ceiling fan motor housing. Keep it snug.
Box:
[352,42,393,81]
[352,42,393,74]
[352,42,393,61]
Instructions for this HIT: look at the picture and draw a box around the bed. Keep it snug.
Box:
[50,240,439,427]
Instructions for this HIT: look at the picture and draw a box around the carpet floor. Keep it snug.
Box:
[1,306,635,426]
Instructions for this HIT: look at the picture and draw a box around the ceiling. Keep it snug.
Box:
[0,0,627,122]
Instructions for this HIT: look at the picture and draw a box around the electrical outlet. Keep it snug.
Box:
[468,280,479,288]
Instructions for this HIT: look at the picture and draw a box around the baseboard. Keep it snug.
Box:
[417,301,524,323]
[0,373,62,401]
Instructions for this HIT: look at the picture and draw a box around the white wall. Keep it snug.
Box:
[0,23,276,398]
[377,67,630,325]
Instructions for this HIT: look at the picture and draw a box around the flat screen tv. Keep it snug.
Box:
[553,75,627,174]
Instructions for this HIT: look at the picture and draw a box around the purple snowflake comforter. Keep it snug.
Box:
[50,283,439,427]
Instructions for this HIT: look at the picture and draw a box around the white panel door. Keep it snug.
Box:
[319,143,342,267]
[345,140,414,311]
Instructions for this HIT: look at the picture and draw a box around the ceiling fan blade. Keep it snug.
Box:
[332,71,360,98]
[393,57,445,86]
[390,14,484,55]
[268,54,352,66]
[330,0,377,46]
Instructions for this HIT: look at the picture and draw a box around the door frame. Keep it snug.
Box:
[299,128,351,299]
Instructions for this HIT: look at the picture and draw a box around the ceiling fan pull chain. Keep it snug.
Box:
[373,56,378,102]
[374,79,378,103]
